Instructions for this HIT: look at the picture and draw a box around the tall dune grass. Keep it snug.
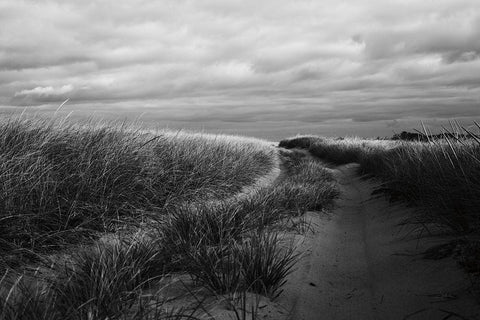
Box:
[0,136,338,319]
[158,150,337,297]
[0,117,276,264]
[279,128,480,235]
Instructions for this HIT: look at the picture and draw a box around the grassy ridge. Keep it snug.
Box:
[0,119,338,319]
[0,118,276,264]
[160,149,338,295]
[279,134,480,235]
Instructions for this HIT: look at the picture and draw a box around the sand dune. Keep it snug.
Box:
[278,162,480,320]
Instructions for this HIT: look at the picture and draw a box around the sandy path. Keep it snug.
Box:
[279,162,480,320]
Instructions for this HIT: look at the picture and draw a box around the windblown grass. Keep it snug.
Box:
[0,116,338,319]
[254,149,339,216]
[279,125,480,235]
[0,240,199,320]
[157,150,337,299]
[0,117,276,265]
[50,239,166,319]
[238,232,298,299]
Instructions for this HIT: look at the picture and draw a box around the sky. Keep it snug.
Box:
[1,0,480,139]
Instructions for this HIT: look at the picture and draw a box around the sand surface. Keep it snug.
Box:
[278,162,480,320]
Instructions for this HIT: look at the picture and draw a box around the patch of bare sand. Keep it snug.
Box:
[273,163,480,320]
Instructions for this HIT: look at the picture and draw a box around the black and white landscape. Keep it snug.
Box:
[0,1,479,319]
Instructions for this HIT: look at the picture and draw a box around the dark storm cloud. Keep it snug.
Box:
[0,0,479,125]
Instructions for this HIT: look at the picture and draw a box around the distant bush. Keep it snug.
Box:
[391,130,476,142]
[278,136,316,149]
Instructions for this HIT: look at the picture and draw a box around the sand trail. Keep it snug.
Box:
[279,162,480,320]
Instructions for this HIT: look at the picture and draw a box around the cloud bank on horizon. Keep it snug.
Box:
[1,0,479,130]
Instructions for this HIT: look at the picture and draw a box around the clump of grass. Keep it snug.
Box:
[239,232,298,299]
[0,238,201,320]
[162,203,251,249]
[261,153,339,216]
[0,272,59,320]
[50,238,166,319]
[278,136,315,150]
[184,233,297,299]
[159,203,256,273]
[269,182,332,215]
[158,201,284,288]
[187,241,244,294]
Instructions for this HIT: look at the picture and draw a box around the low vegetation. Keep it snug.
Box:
[279,124,480,237]
[159,150,337,297]
[0,117,276,266]
[0,117,338,319]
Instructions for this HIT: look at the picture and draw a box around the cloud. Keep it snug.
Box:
[13,85,74,103]
[15,85,74,97]
[0,0,479,133]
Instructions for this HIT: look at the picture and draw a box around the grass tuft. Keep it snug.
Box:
[239,232,298,299]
